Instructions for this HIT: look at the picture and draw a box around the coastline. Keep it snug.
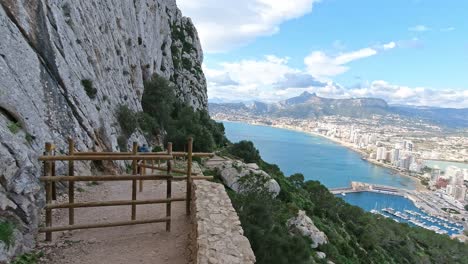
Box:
[220,119,426,191]
[220,119,466,234]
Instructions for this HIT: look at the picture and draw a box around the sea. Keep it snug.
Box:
[222,121,463,235]
[223,121,416,189]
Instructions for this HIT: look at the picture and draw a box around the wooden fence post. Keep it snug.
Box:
[44,142,53,241]
[139,160,145,192]
[51,147,57,201]
[166,142,173,232]
[186,137,193,215]
[68,138,75,225]
[131,142,138,220]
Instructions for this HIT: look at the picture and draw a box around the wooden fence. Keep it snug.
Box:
[38,137,213,241]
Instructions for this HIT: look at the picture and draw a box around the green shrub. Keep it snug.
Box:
[25,133,34,143]
[226,141,260,163]
[142,75,175,128]
[117,135,128,152]
[0,221,14,248]
[152,145,163,152]
[7,122,21,134]
[11,251,43,264]
[81,79,97,99]
[182,57,192,70]
[137,112,160,137]
[116,105,138,136]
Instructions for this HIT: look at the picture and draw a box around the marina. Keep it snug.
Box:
[343,191,464,236]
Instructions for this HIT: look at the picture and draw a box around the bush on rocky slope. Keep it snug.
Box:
[117,75,227,152]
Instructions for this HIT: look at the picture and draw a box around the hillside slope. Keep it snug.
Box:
[0,0,206,261]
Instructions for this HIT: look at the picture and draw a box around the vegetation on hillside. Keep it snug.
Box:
[0,220,14,249]
[116,75,227,152]
[224,141,468,264]
[81,79,97,99]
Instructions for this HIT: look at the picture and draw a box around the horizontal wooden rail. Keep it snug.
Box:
[155,151,214,158]
[38,154,173,161]
[72,151,214,158]
[170,176,213,181]
[45,197,186,209]
[38,217,170,233]
[39,175,172,182]
[138,164,200,176]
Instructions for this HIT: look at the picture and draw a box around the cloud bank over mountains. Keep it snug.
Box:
[204,55,468,108]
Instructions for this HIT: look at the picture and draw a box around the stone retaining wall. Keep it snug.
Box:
[189,180,255,264]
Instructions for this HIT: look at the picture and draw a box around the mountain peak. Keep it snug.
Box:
[282,91,317,105]
[299,91,317,97]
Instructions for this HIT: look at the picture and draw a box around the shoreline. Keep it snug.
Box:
[220,119,426,191]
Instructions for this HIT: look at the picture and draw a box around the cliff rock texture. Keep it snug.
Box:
[0,0,206,261]
[205,157,281,197]
[287,210,328,249]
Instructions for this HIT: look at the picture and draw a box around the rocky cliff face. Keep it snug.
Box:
[0,0,207,260]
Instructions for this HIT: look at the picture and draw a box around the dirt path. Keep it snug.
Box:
[37,176,190,264]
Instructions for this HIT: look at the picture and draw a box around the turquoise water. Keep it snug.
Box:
[341,192,420,211]
[424,160,468,171]
[223,121,417,189]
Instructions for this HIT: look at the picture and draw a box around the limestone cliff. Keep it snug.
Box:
[0,0,207,261]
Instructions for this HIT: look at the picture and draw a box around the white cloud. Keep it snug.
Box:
[346,81,468,108]
[177,0,320,53]
[303,45,393,78]
[382,41,396,50]
[408,25,430,32]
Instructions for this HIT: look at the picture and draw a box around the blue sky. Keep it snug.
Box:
[178,0,468,107]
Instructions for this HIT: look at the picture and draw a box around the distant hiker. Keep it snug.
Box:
[138,144,150,152]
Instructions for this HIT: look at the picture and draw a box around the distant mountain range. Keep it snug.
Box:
[209,92,468,128]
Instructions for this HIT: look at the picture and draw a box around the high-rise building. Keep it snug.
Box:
[453,186,467,202]
[390,148,400,164]
[403,140,414,151]
[397,156,411,170]
[376,147,387,161]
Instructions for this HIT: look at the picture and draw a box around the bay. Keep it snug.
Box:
[223,121,417,189]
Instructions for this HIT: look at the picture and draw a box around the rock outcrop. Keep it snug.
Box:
[0,0,207,261]
[205,157,281,197]
[287,210,328,249]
